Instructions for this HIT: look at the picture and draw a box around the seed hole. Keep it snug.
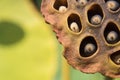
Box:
[53,0,68,12]
[79,36,98,57]
[110,50,120,65]
[104,22,120,44]
[105,0,120,11]
[67,14,82,33]
[87,4,104,25]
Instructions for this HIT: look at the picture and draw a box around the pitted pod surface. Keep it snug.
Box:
[41,0,120,78]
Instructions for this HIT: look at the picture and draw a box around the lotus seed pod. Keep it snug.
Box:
[90,15,102,25]
[41,0,120,78]
[84,43,96,54]
[107,31,118,44]
[106,0,120,11]
[70,22,80,32]
[59,6,67,13]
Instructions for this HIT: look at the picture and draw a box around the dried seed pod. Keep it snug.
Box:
[41,0,120,78]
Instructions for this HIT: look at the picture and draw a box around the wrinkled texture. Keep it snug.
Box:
[41,0,120,78]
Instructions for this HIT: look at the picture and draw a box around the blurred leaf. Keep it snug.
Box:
[32,0,42,11]
[0,0,58,80]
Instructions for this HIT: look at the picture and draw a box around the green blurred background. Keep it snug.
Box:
[0,0,119,80]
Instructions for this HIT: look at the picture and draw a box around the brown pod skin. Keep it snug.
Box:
[41,0,120,78]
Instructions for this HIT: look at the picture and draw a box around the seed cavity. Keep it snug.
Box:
[87,4,104,25]
[110,50,120,65]
[53,0,68,12]
[68,14,82,33]
[107,0,119,11]
[76,0,89,6]
[79,36,97,57]
[105,0,120,11]
[104,22,120,44]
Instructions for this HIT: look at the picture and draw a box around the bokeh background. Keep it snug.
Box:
[0,0,120,80]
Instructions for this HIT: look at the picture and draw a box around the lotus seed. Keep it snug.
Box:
[90,15,102,25]
[59,6,67,13]
[70,22,80,32]
[107,0,119,11]
[116,58,120,64]
[84,43,96,54]
[107,31,118,43]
